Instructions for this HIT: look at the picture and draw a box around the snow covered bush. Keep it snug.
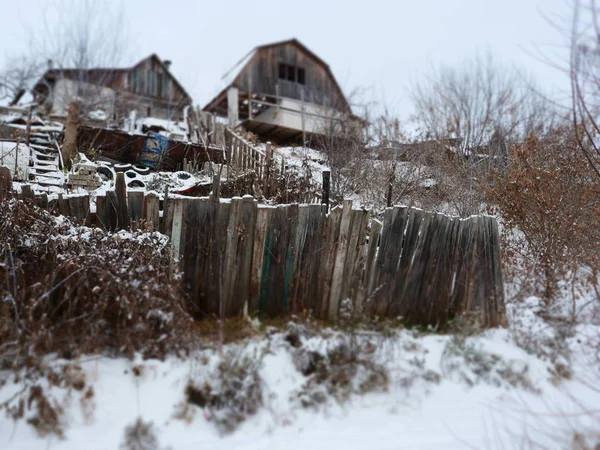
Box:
[292,337,389,409]
[121,417,160,450]
[491,130,600,304]
[441,334,536,391]
[0,198,192,368]
[184,348,264,435]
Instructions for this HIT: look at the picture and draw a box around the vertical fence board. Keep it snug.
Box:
[249,207,272,314]
[316,205,341,319]
[142,193,160,231]
[115,172,129,231]
[223,197,257,316]
[128,191,144,225]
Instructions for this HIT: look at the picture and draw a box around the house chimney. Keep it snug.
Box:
[47,59,54,70]
[163,60,172,70]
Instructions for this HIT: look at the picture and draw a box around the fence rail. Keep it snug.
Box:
[18,187,505,327]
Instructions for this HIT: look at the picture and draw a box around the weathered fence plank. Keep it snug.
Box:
[128,191,144,225]
[249,206,272,315]
[142,193,160,231]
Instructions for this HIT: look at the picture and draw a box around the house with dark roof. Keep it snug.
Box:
[32,54,192,122]
[203,38,352,144]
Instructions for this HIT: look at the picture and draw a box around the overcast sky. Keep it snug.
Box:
[1,0,572,120]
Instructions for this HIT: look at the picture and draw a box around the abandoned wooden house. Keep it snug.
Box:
[32,54,192,122]
[202,38,353,145]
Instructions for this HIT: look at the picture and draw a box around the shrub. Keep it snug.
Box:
[441,334,536,391]
[0,198,192,368]
[184,348,264,435]
[491,130,600,303]
[121,417,160,450]
[292,338,389,408]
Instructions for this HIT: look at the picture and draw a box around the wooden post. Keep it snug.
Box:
[170,199,184,262]
[25,106,32,147]
[143,193,160,231]
[386,162,395,208]
[322,170,330,212]
[0,167,12,200]
[21,184,35,202]
[161,185,169,234]
[63,101,82,169]
[328,200,353,321]
[227,87,239,129]
[115,171,128,230]
[263,142,272,197]
[210,174,221,202]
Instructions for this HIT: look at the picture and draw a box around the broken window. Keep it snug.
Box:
[278,63,306,85]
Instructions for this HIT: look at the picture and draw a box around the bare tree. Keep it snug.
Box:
[0,55,43,105]
[569,0,600,180]
[0,0,133,120]
[411,52,554,152]
[33,0,129,70]
[409,53,558,216]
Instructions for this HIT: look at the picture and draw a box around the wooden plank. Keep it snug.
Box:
[142,193,160,231]
[249,206,272,315]
[128,191,144,225]
[343,209,369,317]
[115,171,128,230]
[96,195,106,229]
[262,142,273,197]
[105,191,119,232]
[210,174,221,202]
[170,198,185,261]
[488,216,505,326]
[365,219,382,294]
[290,205,310,314]
[21,185,35,202]
[67,196,86,223]
[161,185,170,234]
[370,207,405,316]
[322,170,330,211]
[315,205,341,319]
[57,193,70,218]
[213,201,231,318]
[179,197,202,318]
[37,193,49,209]
[328,200,354,321]
[259,204,298,316]
[449,217,478,320]
[222,196,257,317]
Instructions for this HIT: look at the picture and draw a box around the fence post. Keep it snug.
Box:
[263,142,272,197]
[386,163,395,208]
[210,174,221,202]
[63,101,81,169]
[227,87,239,129]
[322,170,330,212]
[115,171,128,230]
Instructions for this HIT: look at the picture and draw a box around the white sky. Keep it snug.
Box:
[0,0,573,120]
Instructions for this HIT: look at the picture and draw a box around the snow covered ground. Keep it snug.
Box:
[1,294,599,449]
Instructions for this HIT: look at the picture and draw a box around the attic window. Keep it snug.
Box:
[278,63,306,85]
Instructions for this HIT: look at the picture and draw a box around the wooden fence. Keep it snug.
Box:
[20,184,505,327]
[188,110,321,203]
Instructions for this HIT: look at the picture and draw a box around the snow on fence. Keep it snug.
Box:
[19,187,504,327]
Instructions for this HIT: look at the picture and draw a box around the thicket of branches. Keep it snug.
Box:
[490,129,600,303]
[0,197,192,370]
